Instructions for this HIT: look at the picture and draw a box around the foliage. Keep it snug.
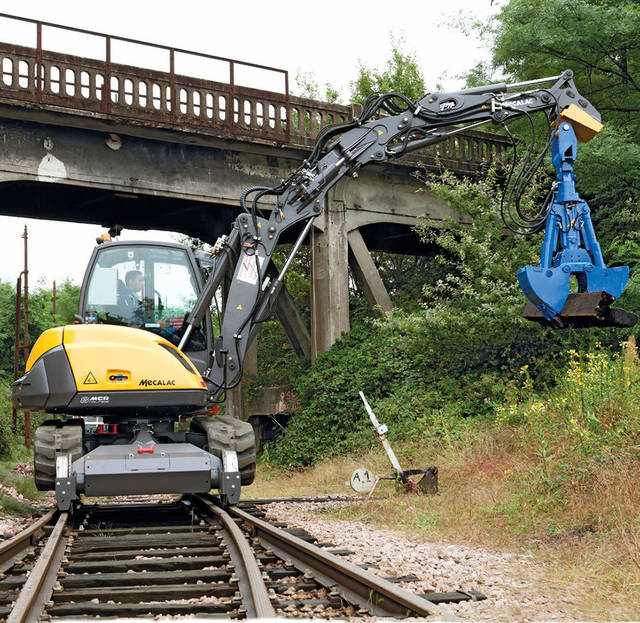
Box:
[577,125,640,252]
[294,71,340,103]
[52,280,82,326]
[0,378,15,457]
[351,34,426,104]
[364,253,444,312]
[0,279,80,456]
[250,320,308,389]
[0,279,80,378]
[499,341,640,459]
[493,338,640,546]
[245,244,311,396]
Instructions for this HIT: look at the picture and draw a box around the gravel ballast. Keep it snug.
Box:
[263,500,580,622]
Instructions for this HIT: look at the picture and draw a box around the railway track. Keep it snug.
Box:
[0,496,460,621]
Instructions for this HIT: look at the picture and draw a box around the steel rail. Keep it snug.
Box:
[8,512,69,623]
[227,503,460,621]
[188,495,276,619]
[240,495,360,505]
[0,508,56,572]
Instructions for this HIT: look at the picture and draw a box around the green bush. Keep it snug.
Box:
[499,341,640,484]
[0,378,15,457]
[266,173,566,466]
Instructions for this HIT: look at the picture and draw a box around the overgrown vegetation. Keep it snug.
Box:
[495,342,640,549]
[265,172,581,466]
[253,341,640,616]
[0,279,79,377]
[351,34,425,104]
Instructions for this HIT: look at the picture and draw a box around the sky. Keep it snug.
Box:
[0,0,502,287]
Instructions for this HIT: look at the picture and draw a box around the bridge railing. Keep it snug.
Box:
[0,14,511,172]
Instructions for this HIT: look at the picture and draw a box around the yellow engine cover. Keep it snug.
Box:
[28,324,205,392]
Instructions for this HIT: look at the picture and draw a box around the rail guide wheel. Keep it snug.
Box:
[190,415,256,504]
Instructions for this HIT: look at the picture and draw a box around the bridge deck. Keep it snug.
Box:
[0,14,510,175]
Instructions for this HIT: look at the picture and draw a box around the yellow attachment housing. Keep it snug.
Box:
[558,103,603,142]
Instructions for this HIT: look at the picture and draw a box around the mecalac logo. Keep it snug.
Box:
[139,379,176,387]
[508,97,535,107]
[80,395,110,404]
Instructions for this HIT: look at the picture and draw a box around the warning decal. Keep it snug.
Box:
[83,372,98,385]
[237,253,265,285]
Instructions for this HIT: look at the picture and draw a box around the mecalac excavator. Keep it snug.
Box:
[13,70,637,510]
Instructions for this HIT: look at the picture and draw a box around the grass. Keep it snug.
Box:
[0,495,41,517]
[250,435,640,620]
[0,455,46,515]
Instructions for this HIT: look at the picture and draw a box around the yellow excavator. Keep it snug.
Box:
[13,70,635,510]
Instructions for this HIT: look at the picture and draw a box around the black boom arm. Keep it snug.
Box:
[179,70,600,399]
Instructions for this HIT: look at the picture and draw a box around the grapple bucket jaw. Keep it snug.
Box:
[517,121,635,330]
[517,265,572,320]
[518,264,632,327]
[523,291,638,329]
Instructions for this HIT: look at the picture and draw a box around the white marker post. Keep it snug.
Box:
[359,391,404,474]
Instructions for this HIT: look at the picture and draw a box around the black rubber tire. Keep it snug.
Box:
[191,415,256,486]
[33,420,84,491]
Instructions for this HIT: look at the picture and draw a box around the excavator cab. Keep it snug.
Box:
[78,240,213,373]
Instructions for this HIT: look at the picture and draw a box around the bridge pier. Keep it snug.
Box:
[348,228,393,317]
[274,288,311,360]
[311,189,350,360]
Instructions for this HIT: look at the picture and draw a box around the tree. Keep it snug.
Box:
[491,0,639,133]
[351,34,426,103]
[53,280,82,326]
[0,280,81,379]
[0,282,16,377]
[294,71,340,103]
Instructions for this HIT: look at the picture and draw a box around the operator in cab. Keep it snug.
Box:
[118,270,177,341]
[119,270,144,319]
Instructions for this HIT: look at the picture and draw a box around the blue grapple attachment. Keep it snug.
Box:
[518,119,637,329]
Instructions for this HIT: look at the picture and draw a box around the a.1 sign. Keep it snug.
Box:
[349,468,375,494]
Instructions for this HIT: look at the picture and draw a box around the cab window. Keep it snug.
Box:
[83,245,206,350]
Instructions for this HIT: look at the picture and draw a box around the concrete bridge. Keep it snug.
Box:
[0,15,511,421]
